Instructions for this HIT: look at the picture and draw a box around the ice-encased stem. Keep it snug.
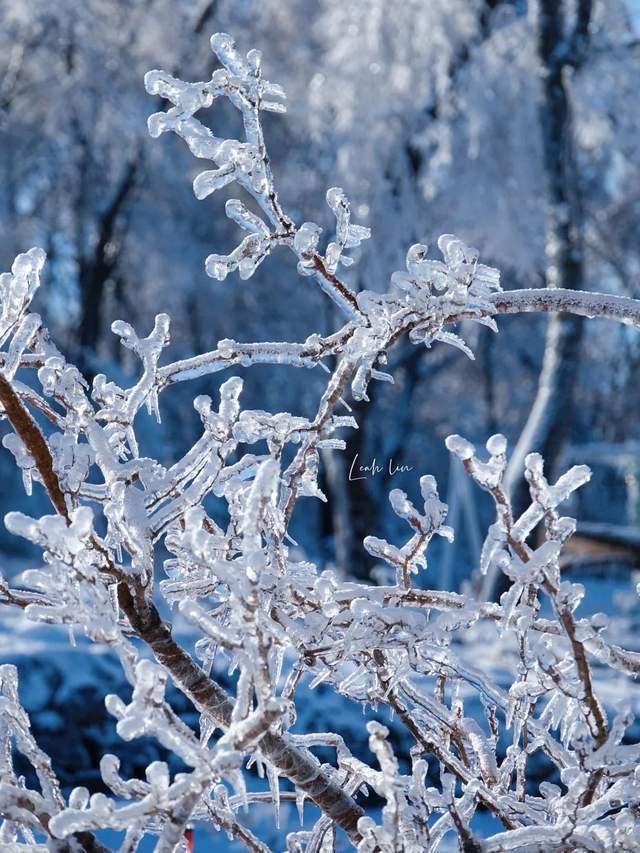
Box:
[0,372,364,843]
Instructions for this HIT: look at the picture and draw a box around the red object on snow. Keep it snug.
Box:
[184,828,194,852]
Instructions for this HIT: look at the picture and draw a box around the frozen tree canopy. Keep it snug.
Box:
[1,21,640,853]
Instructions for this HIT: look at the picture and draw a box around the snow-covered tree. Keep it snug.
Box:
[1,23,640,853]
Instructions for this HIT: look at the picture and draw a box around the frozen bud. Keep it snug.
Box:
[2,433,33,470]
[326,186,346,211]
[194,165,236,200]
[219,376,243,419]
[357,817,377,838]
[553,464,592,498]
[11,247,46,276]
[486,434,507,456]
[536,636,556,668]
[294,222,322,256]
[143,69,167,96]
[389,488,412,518]
[419,474,439,502]
[556,517,576,540]
[246,48,262,75]
[68,787,90,810]
[363,536,403,566]
[147,112,173,138]
[105,694,126,718]
[590,612,609,631]
[367,720,389,738]
[194,395,212,417]
[37,356,65,395]
[439,234,477,268]
[406,243,429,269]
[445,434,475,460]
[146,761,170,789]
[524,452,544,478]
[153,313,170,340]
[225,199,270,236]
[210,32,234,54]
[205,255,231,281]
[217,338,236,358]
[29,245,47,270]
[111,320,135,346]
[210,33,246,77]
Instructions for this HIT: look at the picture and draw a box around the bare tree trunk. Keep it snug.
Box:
[322,0,515,580]
[76,158,138,368]
[483,0,593,600]
[74,6,220,372]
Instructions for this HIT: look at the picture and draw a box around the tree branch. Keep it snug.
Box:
[489,288,640,327]
[0,372,365,844]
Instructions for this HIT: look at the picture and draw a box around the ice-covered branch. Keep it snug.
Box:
[1,23,640,853]
[490,287,640,327]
